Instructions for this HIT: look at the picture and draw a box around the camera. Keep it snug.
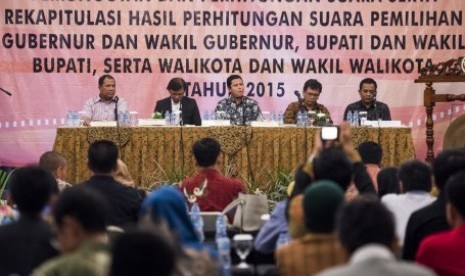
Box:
[320,126,339,141]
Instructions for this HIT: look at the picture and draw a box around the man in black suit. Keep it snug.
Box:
[0,166,59,275]
[154,77,202,126]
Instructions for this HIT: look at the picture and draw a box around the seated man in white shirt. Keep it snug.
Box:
[381,160,436,246]
[82,74,128,126]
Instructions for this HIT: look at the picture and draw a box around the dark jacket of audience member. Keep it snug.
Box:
[0,166,59,275]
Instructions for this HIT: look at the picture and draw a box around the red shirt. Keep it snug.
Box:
[181,168,245,212]
[416,224,465,276]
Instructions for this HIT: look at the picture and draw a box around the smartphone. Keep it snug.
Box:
[321,126,339,141]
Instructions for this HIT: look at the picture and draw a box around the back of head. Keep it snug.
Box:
[166,77,186,92]
[313,147,352,191]
[88,140,118,174]
[54,186,108,234]
[226,74,242,89]
[303,79,322,93]
[303,180,344,233]
[377,167,400,198]
[9,166,57,215]
[399,160,432,193]
[192,137,221,167]
[336,197,395,254]
[359,77,377,91]
[433,149,465,191]
[445,171,465,221]
[110,230,176,276]
[357,141,382,165]
[39,151,67,176]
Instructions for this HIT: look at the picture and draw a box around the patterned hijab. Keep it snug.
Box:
[140,186,200,248]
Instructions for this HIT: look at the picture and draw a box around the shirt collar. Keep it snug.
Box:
[350,244,394,264]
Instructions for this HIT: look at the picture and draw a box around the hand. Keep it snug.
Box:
[338,122,362,163]
[82,117,91,127]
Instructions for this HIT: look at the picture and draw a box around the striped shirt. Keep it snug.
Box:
[82,96,128,121]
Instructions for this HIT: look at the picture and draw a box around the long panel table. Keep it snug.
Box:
[53,126,415,190]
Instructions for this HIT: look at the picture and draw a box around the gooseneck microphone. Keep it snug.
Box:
[295,90,305,112]
[0,87,12,96]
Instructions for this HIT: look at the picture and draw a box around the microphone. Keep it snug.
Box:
[114,96,119,121]
[0,87,12,96]
[295,90,305,111]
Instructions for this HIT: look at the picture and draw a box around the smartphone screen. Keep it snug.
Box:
[321,126,339,141]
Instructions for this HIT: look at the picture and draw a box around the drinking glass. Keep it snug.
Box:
[308,111,316,126]
[233,234,253,268]
[359,111,368,125]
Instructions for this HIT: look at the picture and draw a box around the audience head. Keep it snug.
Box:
[313,147,352,192]
[114,159,135,186]
[358,78,377,105]
[166,77,186,104]
[336,196,396,255]
[53,186,108,252]
[39,151,67,180]
[433,149,465,192]
[140,186,198,247]
[357,141,382,165]
[98,74,116,101]
[110,231,176,276]
[303,180,344,233]
[398,160,432,193]
[192,137,221,168]
[88,140,118,174]
[9,166,57,215]
[377,167,400,198]
[445,171,465,227]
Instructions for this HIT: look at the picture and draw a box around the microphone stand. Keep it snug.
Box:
[179,99,185,174]
[373,96,381,144]
[0,87,12,96]
[295,91,309,162]
[114,97,121,149]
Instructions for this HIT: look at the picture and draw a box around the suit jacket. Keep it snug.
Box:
[0,216,58,275]
[154,97,202,126]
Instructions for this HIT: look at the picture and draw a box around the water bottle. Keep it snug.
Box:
[296,110,303,126]
[278,111,284,125]
[190,203,204,242]
[276,231,290,248]
[210,111,217,120]
[346,110,353,125]
[203,110,209,121]
[353,110,359,126]
[164,111,171,126]
[217,237,232,276]
[72,111,79,126]
[215,214,228,242]
[171,112,177,126]
[65,110,73,127]
[269,111,276,122]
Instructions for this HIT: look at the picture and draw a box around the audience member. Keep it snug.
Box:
[181,137,245,212]
[276,180,345,276]
[39,151,72,191]
[140,186,218,276]
[114,159,135,186]
[82,140,143,229]
[403,149,465,260]
[343,78,391,121]
[82,74,127,126]
[109,230,176,276]
[35,186,110,276]
[154,77,201,126]
[377,167,400,198]
[357,141,382,190]
[416,171,465,275]
[316,198,435,276]
[382,160,435,246]
[214,75,262,125]
[0,166,58,275]
[283,79,333,124]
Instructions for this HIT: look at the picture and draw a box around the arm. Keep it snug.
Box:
[383,104,392,120]
[254,201,288,254]
[342,105,350,121]
[191,99,202,126]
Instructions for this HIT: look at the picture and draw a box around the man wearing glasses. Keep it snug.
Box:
[154,77,202,126]
[284,79,333,124]
[343,78,391,121]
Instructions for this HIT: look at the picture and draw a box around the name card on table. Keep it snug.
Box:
[202,120,231,127]
[251,121,280,127]
[361,120,403,127]
[138,119,166,126]
[89,121,117,127]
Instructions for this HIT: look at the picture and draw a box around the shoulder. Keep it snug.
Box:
[381,193,402,204]
[388,262,436,275]
[346,101,360,108]
[244,96,259,104]
[286,101,299,108]
[377,101,390,108]
[315,265,348,276]
[157,97,170,104]
[317,103,330,110]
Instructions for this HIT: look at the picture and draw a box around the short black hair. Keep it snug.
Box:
[290,164,314,199]
[337,197,395,254]
[226,75,242,89]
[9,166,57,214]
[39,151,67,174]
[88,140,118,174]
[446,171,465,220]
[313,147,352,192]
[433,149,465,191]
[377,167,400,198]
[357,141,382,165]
[110,231,176,276]
[98,74,115,86]
[192,137,221,167]
[359,78,377,91]
[54,186,108,233]
[166,77,186,92]
[303,79,322,93]
[398,160,432,192]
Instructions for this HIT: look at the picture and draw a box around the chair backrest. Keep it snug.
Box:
[200,212,222,233]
